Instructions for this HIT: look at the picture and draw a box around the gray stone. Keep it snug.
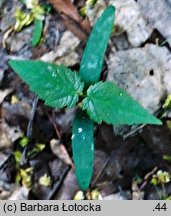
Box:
[0,0,21,32]
[86,0,152,47]
[107,44,171,113]
[110,0,153,46]
[138,0,171,48]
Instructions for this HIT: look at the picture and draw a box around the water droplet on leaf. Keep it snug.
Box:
[52,71,57,77]
[48,65,52,70]
[78,128,83,133]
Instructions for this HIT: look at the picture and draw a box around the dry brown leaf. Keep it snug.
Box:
[48,0,81,22]
[47,0,91,41]
[0,89,13,104]
[61,15,89,41]
[132,180,144,200]
[50,139,73,167]
[0,121,23,149]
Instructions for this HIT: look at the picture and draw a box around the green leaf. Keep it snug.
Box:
[32,19,43,47]
[82,81,162,125]
[72,109,94,191]
[19,136,29,147]
[80,6,115,87]
[73,6,115,190]
[9,60,84,109]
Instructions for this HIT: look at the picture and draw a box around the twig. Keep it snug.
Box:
[46,110,61,140]
[123,125,145,139]
[52,110,61,140]
[139,167,158,191]
[47,165,70,200]
[47,0,91,41]
[26,96,39,138]
[20,96,38,165]
[91,156,111,188]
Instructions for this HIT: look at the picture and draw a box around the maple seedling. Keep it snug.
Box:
[9,6,162,191]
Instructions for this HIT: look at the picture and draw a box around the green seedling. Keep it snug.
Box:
[151,170,170,186]
[163,155,171,162]
[15,0,49,46]
[14,141,45,188]
[15,167,33,189]
[163,95,171,109]
[19,136,29,147]
[151,170,171,200]
[73,189,102,200]
[80,0,96,16]
[39,174,52,187]
[9,6,162,191]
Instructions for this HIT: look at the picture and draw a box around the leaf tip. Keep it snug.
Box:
[145,113,163,125]
[152,118,163,125]
[108,5,116,13]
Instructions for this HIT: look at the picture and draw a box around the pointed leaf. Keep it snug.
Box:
[80,6,115,86]
[32,19,43,47]
[72,109,94,191]
[9,60,84,109]
[82,81,162,125]
[73,6,115,190]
